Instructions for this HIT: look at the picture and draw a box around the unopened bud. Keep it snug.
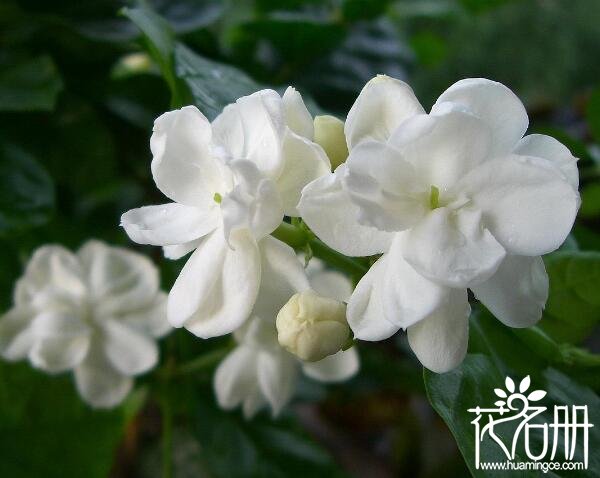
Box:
[276,291,350,362]
[314,115,349,170]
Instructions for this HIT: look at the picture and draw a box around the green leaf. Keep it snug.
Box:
[425,355,600,477]
[0,142,54,235]
[174,43,263,120]
[425,311,600,477]
[580,182,600,219]
[586,87,600,143]
[122,6,192,108]
[541,251,600,343]
[0,362,139,478]
[0,56,63,112]
[185,393,346,477]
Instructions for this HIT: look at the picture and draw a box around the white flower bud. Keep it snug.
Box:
[314,115,348,170]
[276,290,350,362]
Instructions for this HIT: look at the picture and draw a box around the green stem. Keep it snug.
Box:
[160,359,174,478]
[512,327,600,368]
[174,346,232,376]
[160,396,173,478]
[272,222,369,278]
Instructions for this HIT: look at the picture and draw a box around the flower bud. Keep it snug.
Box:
[314,115,349,170]
[276,290,350,362]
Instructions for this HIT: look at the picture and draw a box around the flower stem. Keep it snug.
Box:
[512,326,600,368]
[272,222,369,278]
[174,346,232,376]
[160,394,173,478]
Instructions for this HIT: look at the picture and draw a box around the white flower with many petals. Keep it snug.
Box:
[121,88,330,339]
[214,248,358,418]
[0,241,170,408]
[299,75,579,373]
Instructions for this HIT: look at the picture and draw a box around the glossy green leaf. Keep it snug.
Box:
[0,56,63,112]
[174,43,263,120]
[0,143,54,235]
[541,251,600,343]
[0,362,140,478]
[425,311,600,477]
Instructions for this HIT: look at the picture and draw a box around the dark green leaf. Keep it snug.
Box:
[0,361,139,478]
[0,143,54,235]
[122,6,192,108]
[174,43,263,120]
[425,355,600,477]
[0,56,63,112]
[541,251,600,343]
[586,87,600,143]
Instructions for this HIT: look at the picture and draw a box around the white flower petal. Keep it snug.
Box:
[403,207,506,288]
[78,240,159,317]
[121,292,171,338]
[120,203,219,246]
[347,255,400,341]
[472,255,548,328]
[388,111,492,190]
[101,319,158,376]
[302,348,359,382]
[345,75,425,149]
[282,86,314,139]
[433,78,528,156]
[212,103,244,158]
[0,307,35,361]
[456,155,579,256]
[29,312,91,373]
[407,289,470,373]
[169,229,260,338]
[151,106,228,207]
[257,349,298,417]
[383,234,451,328]
[221,160,283,241]
[15,245,86,308]
[307,269,353,303]
[235,89,286,177]
[253,236,310,321]
[344,140,426,232]
[74,342,133,408]
[242,388,267,419]
[514,134,579,190]
[276,130,330,216]
[162,239,201,260]
[214,345,259,410]
[298,165,394,257]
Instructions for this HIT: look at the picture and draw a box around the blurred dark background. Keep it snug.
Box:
[1,1,599,477]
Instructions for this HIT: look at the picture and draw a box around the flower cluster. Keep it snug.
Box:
[0,74,579,414]
[299,76,579,372]
[0,241,169,407]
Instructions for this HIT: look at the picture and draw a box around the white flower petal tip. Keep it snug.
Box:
[433,78,528,157]
[407,289,471,374]
[345,74,425,149]
[1,240,169,408]
[347,256,401,341]
[472,255,548,328]
[168,229,260,338]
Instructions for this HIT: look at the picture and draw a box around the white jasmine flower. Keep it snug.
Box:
[0,241,170,408]
[214,249,358,418]
[121,88,330,339]
[276,291,349,362]
[299,75,579,373]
